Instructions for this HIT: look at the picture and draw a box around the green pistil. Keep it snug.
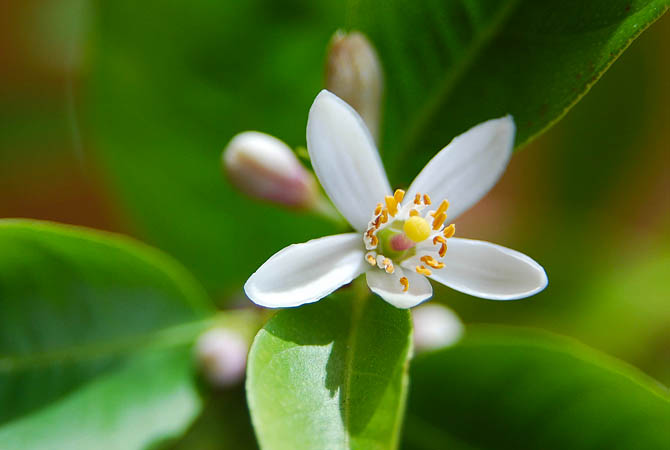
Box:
[376,225,416,262]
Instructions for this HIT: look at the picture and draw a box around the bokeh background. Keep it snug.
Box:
[1,1,668,446]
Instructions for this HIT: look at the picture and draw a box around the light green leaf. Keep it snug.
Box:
[403,326,670,450]
[348,0,669,181]
[246,293,412,450]
[0,219,215,449]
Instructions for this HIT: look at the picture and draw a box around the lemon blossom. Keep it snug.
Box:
[244,90,547,309]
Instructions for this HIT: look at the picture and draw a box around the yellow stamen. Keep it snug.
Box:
[432,199,449,217]
[414,193,422,205]
[370,235,378,247]
[423,194,431,205]
[433,235,446,245]
[366,254,376,265]
[385,195,398,216]
[403,216,431,243]
[384,259,395,274]
[432,212,447,230]
[381,209,389,223]
[439,244,447,257]
[409,209,419,217]
[374,203,383,216]
[399,277,409,292]
[421,255,444,269]
[394,189,405,204]
[416,265,432,276]
[443,223,456,238]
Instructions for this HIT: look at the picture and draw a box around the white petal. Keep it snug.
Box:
[406,116,515,221]
[366,267,433,309]
[307,90,392,231]
[244,233,366,308]
[429,238,547,300]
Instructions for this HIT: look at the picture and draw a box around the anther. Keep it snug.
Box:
[374,203,383,215]
[439,244,447,257]
[432,199,449,217]
[370,235,378,247]
[416,265,432,276]
[385,195,398,216]
[374,215,382,228]
[432,212,447,230]
[433,235,446,245]
[366,254,377,265]
[414,193,422,205]
[394,189,405,204]
[399,277,409,292]
[409,209,419,217]
[443,223,455,238]
[423,194,431,205]
[380,209,389,223]
[421,255,444,269]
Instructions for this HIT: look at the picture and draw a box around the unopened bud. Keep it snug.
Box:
[223,131,318,208]
[412,304,463,353]
[325,31,383,141]
[196,327,249,388]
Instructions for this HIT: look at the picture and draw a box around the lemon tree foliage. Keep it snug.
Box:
[348,0,670,180]
[247,293,412,450]
[0,220,215,449]
[403,327,670,450]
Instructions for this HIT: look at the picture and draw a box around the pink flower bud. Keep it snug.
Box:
[195,327,249,388]
[223,131,318,208]
[325,31,383,141]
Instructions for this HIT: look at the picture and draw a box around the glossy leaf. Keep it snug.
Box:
[86,0,345,297]
[347,0,669,180]
[403,326,670,450]
[247,293,412,450]
[0,220,214,449]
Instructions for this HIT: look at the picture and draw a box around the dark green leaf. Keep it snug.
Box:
[348,0,669,181]
[86,0,345,297]
[403,326,670,450]
[0,219,214,449]
[247,293,412,449]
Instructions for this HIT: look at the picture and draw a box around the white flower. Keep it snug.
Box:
[244,90,548,309]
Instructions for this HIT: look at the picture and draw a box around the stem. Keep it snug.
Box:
[311,193,349,229]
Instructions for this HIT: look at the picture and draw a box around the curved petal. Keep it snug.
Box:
[307,90,392,231]
[366,267,433,309]
[406,116,515,221]
[429,238,547,300]
[244,233,366,308]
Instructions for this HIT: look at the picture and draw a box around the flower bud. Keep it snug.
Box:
[412,304,463,353]
[195,327,249,388]
[223,131,318,208]
[325,31,383,141]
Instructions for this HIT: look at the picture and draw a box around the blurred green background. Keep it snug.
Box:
[1,1,668,444]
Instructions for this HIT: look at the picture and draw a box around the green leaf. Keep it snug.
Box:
[86,0,345,296]
[246,293,412,450]
[0,219,215,449]
[347,0,669,181]
[403,326,670,450]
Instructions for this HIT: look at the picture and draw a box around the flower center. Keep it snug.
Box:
[363,189,455,293]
